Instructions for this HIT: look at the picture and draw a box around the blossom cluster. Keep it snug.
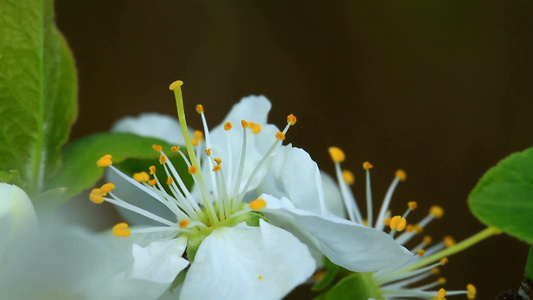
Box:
[0,81,481,300]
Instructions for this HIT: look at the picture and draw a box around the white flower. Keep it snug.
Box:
[320,147,478,299]
[92,80,413,299]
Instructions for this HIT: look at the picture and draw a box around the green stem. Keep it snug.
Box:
[401,227,498,273]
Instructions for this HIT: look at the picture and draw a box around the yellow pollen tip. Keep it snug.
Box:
[169,80,183,90]
[196,104,204,114]
[423,235,432,244]
[287,114,297,125]
[149,165,156,175]
[166,177,174,185]
[430,206,444,218]
[189,166,197,174]
[467,284,476,299]
[250,198,267,210]
[171,146,180,152]
[148,179,158,186]
[438,277,447,284]
[437,288,446,299]
[159,155,167,164]
[241,120,249,128]
[363,219,369,226]
[443,236,456,247]
[179,219,189,228]
[363,161,373,169]
[276,131,285,141]
[258,275,263,280]
[342,170,355,185]
[100,183,116,193]
[432,267,441,274]
[417,249,426,257]
[205,148,212,156]
[213,165,221,172]
[406,224,414,232]
[383,218,391,226]
[328,147,345,163]
[224,122,233,131]
[89,188,105,204]
[252,123,261,134]
[133,171,150,182]
[214,158,222,165]
[112,222,131,238]
[194,130,204,140]
[152,144,163,152]
[396,169,407,181]
[408,201,417,210]
[390,216,407,231]
[191,138,199,146]
[414,224,423,234]
[96,154,113,167]
[440,257,449,265]
[314,270,326,282]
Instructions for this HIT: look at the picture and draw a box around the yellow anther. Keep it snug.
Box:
[440,258,448,265]
[363,219,369,226]
[100,183,116,193]
[250,198,267,210]
[408,201,417,210]
[438,277,446,284]
[423,235,432,245]
[342,170,355,185]
[189,166,197,174]
[413,224,423,234]
[241,120,249,128]
[396,169,407,181]
[213,165,221,172]
[89,188,105,204]
[205,148,212,156]
[194,130,204,140]
[328,147,345,163]
[112,223,131,238]
[287,114,297,125]
[133,172,150,182]
[363,161,373,169]
[148,179,158,186]
[383,218,391,226]
[179,219,189,228]
[224,122,233,131]
[258,275,263,280]
[171,146,180,152]
[248,122,256,129]
[159,155,167,164]
[275,132,285,141]
[417,249,426,257]
[149,165,156,175]
[390,216,407,231]
[169,80,183,90]
[166,177,174,185]
[432,267,441,274]
[406,224,414,232]
[430,206,444,218]
[314,270,326,283]
[467,284,476,299]
[191,138,199,146]
[214,158,222,165]
[252,123,261,134]
[96,154,113,167]
[196,104,204,114]
[437,288,446,299]
[443,236,456,247]
[152,144,163,152]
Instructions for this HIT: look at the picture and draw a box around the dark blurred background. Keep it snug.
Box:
[55,1,532,298]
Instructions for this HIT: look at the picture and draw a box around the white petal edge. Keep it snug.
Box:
[179,219,315,300]
[260,195,413,272]
[111,112,188,145]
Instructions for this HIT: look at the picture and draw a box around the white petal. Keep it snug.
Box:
[321,171,346,218]
[261,195,413,272]
[111,112,189,145]
[0,183,37,252]
[180,220,315,300]
[220,95,272,126]
[129,235,189,283]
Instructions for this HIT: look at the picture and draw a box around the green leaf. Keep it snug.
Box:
[468,148,533,243]
[47,132,185,204]
[526,246,533,279]
[312,257,343,292]
[323,273,382,300]
[0,0,78,196]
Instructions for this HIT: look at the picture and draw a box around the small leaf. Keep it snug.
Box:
[312,257,342,292]
[47,132,184,204]
[32,187,68,212]
[323,273,381,300]
[468,148,533,243]
[0,0,77,196]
